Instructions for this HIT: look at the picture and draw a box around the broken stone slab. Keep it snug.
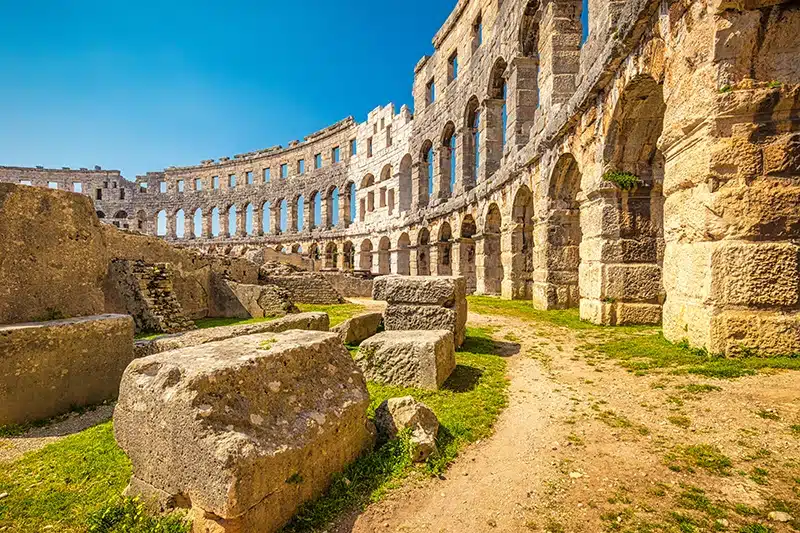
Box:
[355,330,455,390]
[0,314,135,426]
[115,330,374,533]
[212,278,298,319]
[383,303,467,348]
[134,312,329,357]
[375,396,439,462]
[373,275,466,307]
[331,312,383,345]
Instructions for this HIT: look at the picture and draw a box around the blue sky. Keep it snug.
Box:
[0,0,458,179]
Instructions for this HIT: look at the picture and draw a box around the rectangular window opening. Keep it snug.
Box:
[159,182,167,193]
[426,79,436,106]
[280,164,288,179]
[178,180,185,193]
[73,182,83,193]
[449,52,458,83]
[246,171,254,185]
[314,153,322,169]
[264,168,271,183]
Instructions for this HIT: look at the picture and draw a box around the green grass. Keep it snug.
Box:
[468,296,616,330]
[594,334,800,379]
[296,302,367,327]
[282,326,509,531]
[193,315,279,330]
[666,444,733,476]
[0,422,186,532]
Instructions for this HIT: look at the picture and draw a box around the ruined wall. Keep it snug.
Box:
[1,0,798,355]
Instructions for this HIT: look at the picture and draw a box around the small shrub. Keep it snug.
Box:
[603,170,641,191]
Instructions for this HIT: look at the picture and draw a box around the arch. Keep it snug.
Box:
[396,233,411,276]
[398,154,413,212]
[437,222,453,276]
[308,242,320,261]
[487,58,508,173]
[464,96,481,188]
[380,164,393,182]
[417,227,430,276]
[460,214,478,293]
[378,236,391,275]
[97,211,106,219]
[324,242,338,269]
[156,210,166,236]
[193,208,203,238]
[114,210,128,219]
[344,181,356,227]
[291,243,302,254]
[481,203,503,295]
[343,241,355,271]
[520,1,542,58]
[262,201,271,234]
[279,199,288,233]
[311,191,321,229]
[136,210,147,232]
[359,239,374,272]
[440,122,457,198]
[296,195,305,232]
[509,185,534,299]
[361,173,375,188]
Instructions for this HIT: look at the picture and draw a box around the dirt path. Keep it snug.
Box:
[336,310,800,532]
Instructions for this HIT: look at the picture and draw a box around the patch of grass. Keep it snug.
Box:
[791,425,800,436]
[676,486,726,518]
[756,409,780,421]
[597,409,649,435]
[749,467,769,485]
[283,326,509,531]
[87,498,189,532]
[296,302,367,327]
[734,504,760,516]
[679,384,722,395]
[0,422,182,532]
[667,444,733,476]
[595,334,800,379]
[192,315,278,330]
[739,525,773,533]
[668,415,691,429]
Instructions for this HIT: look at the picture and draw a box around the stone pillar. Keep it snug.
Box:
[289,200,299,234]
[236,206,247,237]
[455,127,473,195]
[203,209,213,239]
[479,99,504,182]
[166,213,177,240]
[429,244,441,276]
[409,246,420,276]
[436,145,452,200]
[321,196,331,230]
[253,205,263,236]
[458,238,477,294]
[474,235,488,294]
[507,56,539,150]
[340,191,351,228]
[500,223,515,299]
[412,161,429,208]
[305,197,315,232]
[537,0,582,110]
[184,211,195,240]
[271,204,282,235]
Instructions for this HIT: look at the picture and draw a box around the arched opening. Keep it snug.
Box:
[486,58,508,176]
[156,210,167,236]
[136,210,147,232]
[380,164,393,182]
[440,122,456,198]
[296,195,305,232]
[509,185,534,299]
[482,203,503,295]
[175,209,185,239]
[279,199,288,233]
[359,239,374,272]
[311,192,321,229]
[114,210,128,219]
[325,242,338,269]
[437,222,453,276]
[417,228,430,276]
[398,154,413,212]
[397,233,411,275]
[343,241,355,271]
[262,201,271,234]
[464,96,481,188]
[346,182,356,227]
[308,243,320,262]
[291,243,302,254]
[590,75,666,325]
[97,211,106,219]
[460,215,477,293]
[193,208,203,238]
[211,207,220,237]
[378,236,391,275]
[360,174,375,222]
[227,205,237,237]
[245,203,254,235]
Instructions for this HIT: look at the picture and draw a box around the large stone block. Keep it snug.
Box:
[710,241,799,307]
[383,304,466,348]
[115,330,374,533]
[373,275,466,306]
[0,314,135,425]
[134,312,329,357]
[212,278,298,319]
[355,330,455,390]
[332,312,383,345]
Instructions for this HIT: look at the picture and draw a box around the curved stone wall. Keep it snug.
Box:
[2,0,798,356]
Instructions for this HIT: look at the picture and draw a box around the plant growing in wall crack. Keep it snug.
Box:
[603,170,640,191]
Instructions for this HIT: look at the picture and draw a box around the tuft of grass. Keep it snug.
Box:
[679,384,722,395]
[668,415,691,429]
[597,409,649,435]
[667,444,733,476]
[0,422,182,532]
[756,409,780,421]
[282,326,509,531]
[676,486,726,518]
[739,525,773,533]
[595,334,800,379]
[296,302,367,327]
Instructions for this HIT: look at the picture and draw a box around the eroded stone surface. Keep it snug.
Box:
[355,330,455,390]
[374,396,440,462]
[332,312,383,345]
[115,330,374,533]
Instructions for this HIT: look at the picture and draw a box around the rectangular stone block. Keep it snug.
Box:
[373,275,466,306]
[355,330,455,390]
[0,314,134,425]
[710,242,799,307]
[709,309,800,356]
[115,330,373,533]
[332,312,383,345]
[383,303,466,347]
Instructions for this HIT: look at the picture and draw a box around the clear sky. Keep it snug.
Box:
[0,0,459,180]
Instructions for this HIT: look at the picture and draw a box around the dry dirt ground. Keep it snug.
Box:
[336,308,800,533]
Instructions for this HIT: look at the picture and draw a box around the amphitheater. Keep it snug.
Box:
[1,0,799,531]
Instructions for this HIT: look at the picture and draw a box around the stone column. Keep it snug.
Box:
[429,243,441,276]
[507,56,539,150]
[474,235,488,294]
[166,213,177,240]
[271,204,282,235]
[454,127,472,195]
[410,246,419,276]
[500,223,515,299]
[203,209,213,239]
[305,197,315,232]
[321,196,331,230]
[184,211,195,240]
[479,99,504,183]
[458,238,477,294]
[537,0,581,110]
[436,145,452,200]
[412,161,429,208]
[236,206,247,237]
[253,205,263,236]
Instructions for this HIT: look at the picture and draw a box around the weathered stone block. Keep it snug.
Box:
[115,330,374,533]
[383,304,466,348]
[134,312,329,357]
[212,278,298,319]
[374,396,439,462]
[711,242,799,307]
[355,330,455,390]
[373,275,465,306]
[332,312,383,345]
[0,314,135,425]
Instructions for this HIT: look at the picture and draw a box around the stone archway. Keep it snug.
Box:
[396,233,411,276]
[479,203,503,295]
[507,185,534,300]
[417,228,430,276]
[459,215,477,293]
